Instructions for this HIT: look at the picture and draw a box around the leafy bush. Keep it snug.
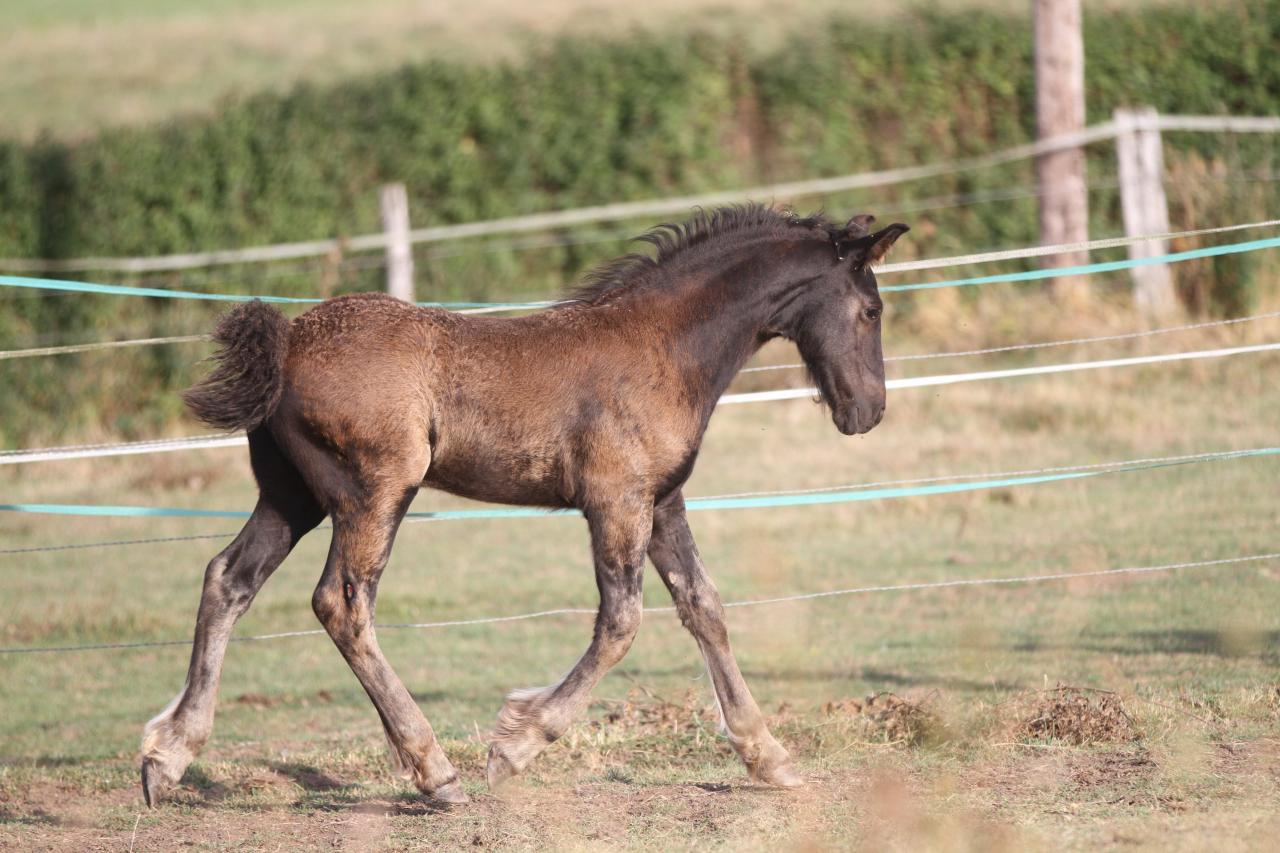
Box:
[0,0,1277,443]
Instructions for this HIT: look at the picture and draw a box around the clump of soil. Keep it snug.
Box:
[233,689,333,709]
[823,692,943,747]
[1013,687,1139,745]
[560,689,728,766]
[589,688,719,739]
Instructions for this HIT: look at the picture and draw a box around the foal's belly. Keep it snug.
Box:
[422,444,572,509]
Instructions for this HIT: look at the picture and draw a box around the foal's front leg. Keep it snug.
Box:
[486,498,653,790]
[648,492,802,787]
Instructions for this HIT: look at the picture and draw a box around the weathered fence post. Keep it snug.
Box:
[379,183,414,302]
[1114,107,1179,320]
[1034,0,1090,304]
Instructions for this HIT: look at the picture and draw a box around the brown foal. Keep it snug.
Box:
[140,205,908,806]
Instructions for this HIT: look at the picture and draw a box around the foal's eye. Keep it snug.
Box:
[863,307,882,322]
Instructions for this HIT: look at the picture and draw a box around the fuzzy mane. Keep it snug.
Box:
[566,204,834,305]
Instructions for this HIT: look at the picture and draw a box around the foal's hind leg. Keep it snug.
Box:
[647,492,802,787]
[141,435,322,804]
[487,498,652,790]
[312,494,467,804]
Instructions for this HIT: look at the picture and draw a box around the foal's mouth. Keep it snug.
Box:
[806,375,863,435]
[806,368,883,435]
[832,403,883,436]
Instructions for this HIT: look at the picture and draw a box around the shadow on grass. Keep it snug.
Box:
[303,792,459,817]
[30,755,86,768]
[407,690,449,704]
[1017,629,1280,659]
[179,764,232,803]
[267,760,350,792]
[0,806,60,827]
[736,665,1022,693]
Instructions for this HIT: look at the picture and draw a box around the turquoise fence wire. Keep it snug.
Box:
[3,233,1279,306]
[882,235,1280,292]
[0,272,541,310]
[3,447,1276,522]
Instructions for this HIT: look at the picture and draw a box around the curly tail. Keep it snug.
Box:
[182,300,291,431]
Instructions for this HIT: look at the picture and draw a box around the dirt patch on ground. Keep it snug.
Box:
[1212,738,1280,782]
[1067,750,1157,789]
[0,775,797,852]
[3,694,1277,850]
[232,689,334,709]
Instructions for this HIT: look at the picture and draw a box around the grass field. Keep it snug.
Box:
[0,0,855,140]
[1,0,1186,140]
[2,303,1278,849]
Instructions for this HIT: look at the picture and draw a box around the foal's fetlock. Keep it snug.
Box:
[486,732,552,792]
[740,734,804,789]
[139,720,198,806]
[385,734,469,804]
[486,689,560,792]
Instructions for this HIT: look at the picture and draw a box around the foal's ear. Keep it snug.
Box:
[845,213,877,237]
[849,223,910,266]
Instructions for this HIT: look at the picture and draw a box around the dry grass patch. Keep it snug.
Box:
[1008,686,1140,746]
[550,689,732,775]
[822,692,946,748]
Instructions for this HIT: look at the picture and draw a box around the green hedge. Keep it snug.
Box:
[1,0,1277,443]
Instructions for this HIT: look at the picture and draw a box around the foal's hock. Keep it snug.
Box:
[140,205,908,806]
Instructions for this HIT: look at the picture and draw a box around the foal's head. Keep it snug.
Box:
[775,215,909,436]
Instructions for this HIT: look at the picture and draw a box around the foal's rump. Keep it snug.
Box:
[186,293,436,432]
[185,294,438,512]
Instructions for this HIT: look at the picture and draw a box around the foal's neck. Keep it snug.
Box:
[654,237,829,416]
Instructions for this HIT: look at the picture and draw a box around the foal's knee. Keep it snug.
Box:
[676,583,728,645]
[199,552,256,616]
[311,577,357,637]
[311,575,373,644]
[203,527,292,616]
[596,594,643,664]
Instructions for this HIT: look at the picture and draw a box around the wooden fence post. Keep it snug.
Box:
[379,183,414,302]
[1114,107,1179,320]
[1034,0,1090,305]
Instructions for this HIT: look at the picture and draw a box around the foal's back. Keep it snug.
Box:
[276,293,701,511]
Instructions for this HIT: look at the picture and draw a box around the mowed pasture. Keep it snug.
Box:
[2,306,1278,850]
[0,0,880,139]
[2,0,1186,140]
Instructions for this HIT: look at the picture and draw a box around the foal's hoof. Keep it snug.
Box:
[431,779,470,805]
[485,747,520,793]
[753,760,805,789]
[141,758,168,807]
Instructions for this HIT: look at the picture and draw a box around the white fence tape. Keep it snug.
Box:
[875,217,1280,275]
[721,342,1280,404]
[4,340,1277,465]
[741,310,1280,373]
[0,435,247,465]
[0,334,208,361]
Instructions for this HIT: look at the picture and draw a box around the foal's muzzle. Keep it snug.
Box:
[833,401,885,436]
